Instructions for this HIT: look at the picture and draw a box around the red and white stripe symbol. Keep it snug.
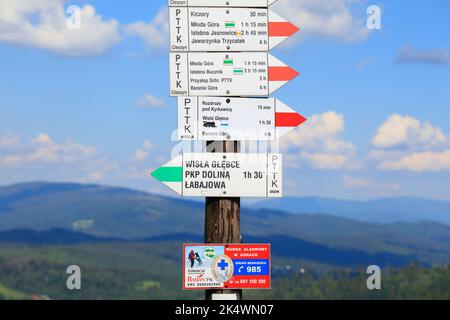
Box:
[268,54,300,94]
[268,10,299,50]
[275,99,307,139]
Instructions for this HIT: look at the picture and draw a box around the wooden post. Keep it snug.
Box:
[205,140,242,301]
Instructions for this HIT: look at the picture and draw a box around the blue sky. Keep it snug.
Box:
[0,0,449,201]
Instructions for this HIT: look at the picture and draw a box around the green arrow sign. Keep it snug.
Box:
[151,167,183,183]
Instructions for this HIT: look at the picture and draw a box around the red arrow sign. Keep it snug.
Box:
[269,22,300,37]
[268,66,299,82]
[276,112,307,128]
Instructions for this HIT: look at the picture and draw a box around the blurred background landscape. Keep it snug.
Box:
[1,0,450,300]
[0,182,449,300]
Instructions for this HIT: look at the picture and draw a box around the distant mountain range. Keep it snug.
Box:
[1,182,450,267]
[0,229,413,268]
[253,197,450,225]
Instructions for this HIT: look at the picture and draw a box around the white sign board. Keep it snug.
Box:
[178,97,306,141]
[169,7,298,51]
[170,52,298,97]
[151,153,283,198]
[169,0,278,8]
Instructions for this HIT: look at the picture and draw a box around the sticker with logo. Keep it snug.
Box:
[204,247,216,259]
[183,244,271,290]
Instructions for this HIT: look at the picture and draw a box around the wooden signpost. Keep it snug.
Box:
[152,0,302,300]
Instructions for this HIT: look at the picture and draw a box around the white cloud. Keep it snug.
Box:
[378,150,450,173]
[0,133,165,187]
[342,176,371,188]
[137,94,166,108]
[282,112,354,153]
[0,0,120,57]
[356,57,376,70]
[372,114,447,150]
[296,152,357,170]
[0,133,122,184]
[396,46,450,65]
[132,140,153,162]
[133,150,150,162]
[283,111,359,170]
[124,8,168,51]
[342,176,401,191]
[142,141,153,149]
[371,115,450,172]
[0,134,20,149]
[272,0,369,43]
[87,171,104,181]
[0,133,97,166]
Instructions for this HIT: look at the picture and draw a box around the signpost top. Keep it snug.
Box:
[169,7,299,52]
[169,0,278,8]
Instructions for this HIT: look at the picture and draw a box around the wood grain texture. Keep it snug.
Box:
[205,141,242,300]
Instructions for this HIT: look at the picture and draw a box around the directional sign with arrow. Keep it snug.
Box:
[170,52,299,97]
[151,153,282,197]
[169,7,299,52]
[178,97,306,141]
[169,0,279,8]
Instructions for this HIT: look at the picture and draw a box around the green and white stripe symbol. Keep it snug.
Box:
[233,68,243,75]
[223,59,234,66]
[225,21,236,28]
